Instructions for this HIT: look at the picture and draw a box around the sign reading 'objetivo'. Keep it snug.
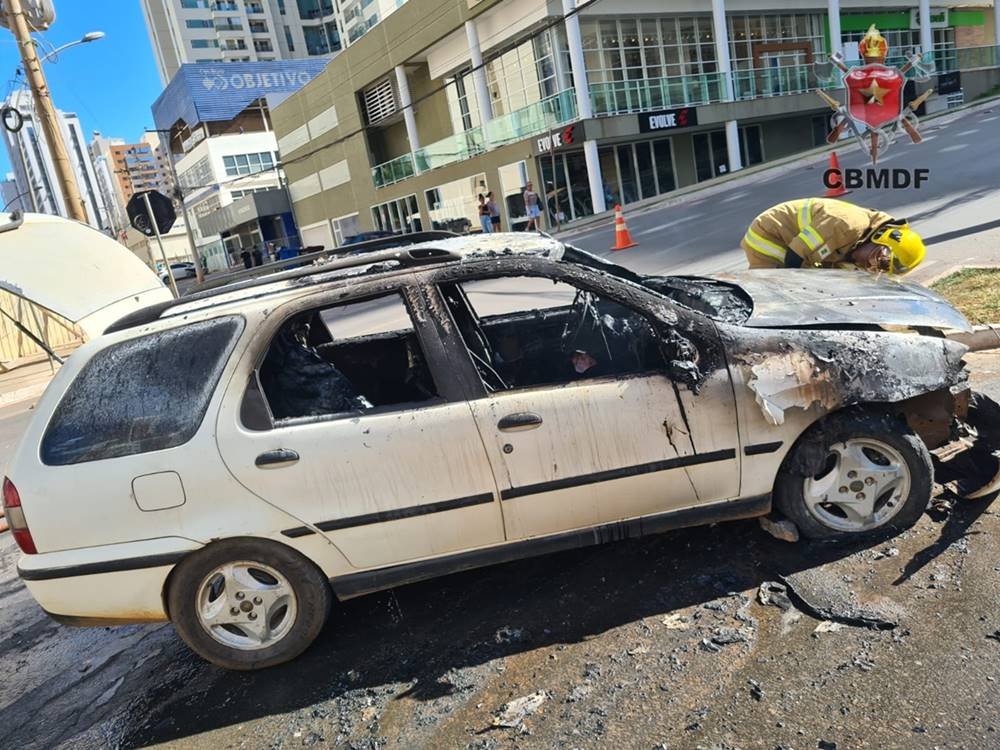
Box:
[152,59,332,133]
[200,69,315,92]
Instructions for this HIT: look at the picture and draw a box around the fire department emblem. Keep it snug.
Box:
[815,25,934,164]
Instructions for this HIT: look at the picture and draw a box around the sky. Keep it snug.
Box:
[0,0,162,175]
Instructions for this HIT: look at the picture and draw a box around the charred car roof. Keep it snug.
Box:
[103,233,571,335]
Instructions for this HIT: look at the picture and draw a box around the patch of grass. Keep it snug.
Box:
[931,267,1000,324]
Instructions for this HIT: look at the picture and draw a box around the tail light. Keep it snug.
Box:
[2,477,37,554]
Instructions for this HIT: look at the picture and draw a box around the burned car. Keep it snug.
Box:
[3,230,975,670]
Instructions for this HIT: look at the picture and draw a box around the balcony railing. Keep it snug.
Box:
[484,89,577,147]
[414,128,486,173]
[371,91,576,186]
[372,153,416,188]
[369,46,1000,190]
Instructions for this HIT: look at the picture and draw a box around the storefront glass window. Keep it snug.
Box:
[616,144,639,204]
[635,142,656,199]
[653,140,676,193]
[425,173,486,234]
[499,160,530,230]
[371,195,420,234]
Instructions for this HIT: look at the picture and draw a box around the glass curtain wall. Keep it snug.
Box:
[445,28,570,135]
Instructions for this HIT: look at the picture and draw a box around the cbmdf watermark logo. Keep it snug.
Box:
[816,25,935,187]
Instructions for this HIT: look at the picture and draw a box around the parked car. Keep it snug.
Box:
[160,262,197,284]
[4,232,977,670]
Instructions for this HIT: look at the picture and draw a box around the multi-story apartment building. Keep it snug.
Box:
[141,0,411,85]
[1,90,109,231]
[271,0,999,249]
[152,59,329,269]
[88,133,128,237]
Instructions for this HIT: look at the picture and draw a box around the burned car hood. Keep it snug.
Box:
[712,269,972,332]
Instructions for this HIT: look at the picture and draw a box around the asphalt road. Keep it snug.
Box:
[561,103,1000,284]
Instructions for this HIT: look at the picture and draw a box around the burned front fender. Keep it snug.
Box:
[720,326,969,430]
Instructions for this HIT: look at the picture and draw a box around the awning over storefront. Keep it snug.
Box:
[197,189,292,238]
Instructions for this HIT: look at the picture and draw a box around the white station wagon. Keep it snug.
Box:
[4,220,977,669]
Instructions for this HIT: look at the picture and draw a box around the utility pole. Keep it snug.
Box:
[3,0,87,223]
[143,191,178,299]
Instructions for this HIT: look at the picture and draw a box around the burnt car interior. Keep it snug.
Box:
[258,293,438,422]
[438,276,667,392]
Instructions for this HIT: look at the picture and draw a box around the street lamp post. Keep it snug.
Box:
[37,31,105,63]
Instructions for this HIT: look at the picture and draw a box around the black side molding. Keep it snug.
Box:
[500,448,736,500]
[17,551,187,582]
[744,441,784,456]
[330,494,771,599]
[281,492,495,538]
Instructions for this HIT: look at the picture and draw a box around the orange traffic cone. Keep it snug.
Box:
[823,151,850,198]
[611,204,637,251]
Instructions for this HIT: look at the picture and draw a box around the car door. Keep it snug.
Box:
[215,285,504,569]
[434,268,741,541]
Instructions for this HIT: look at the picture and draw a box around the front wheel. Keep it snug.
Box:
[167,538,332,670]
[774,410,932,540]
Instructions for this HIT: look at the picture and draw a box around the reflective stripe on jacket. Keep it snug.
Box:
[742,199,895,267]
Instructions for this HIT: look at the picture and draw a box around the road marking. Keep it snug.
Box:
[920,135,936,142]
[721,191,749,203]
[954,128,980,137]
[980,116,999,123]
[939,144,969,153]
[636,215,700,236]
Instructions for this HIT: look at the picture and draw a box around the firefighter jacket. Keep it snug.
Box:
[741,198,896,269]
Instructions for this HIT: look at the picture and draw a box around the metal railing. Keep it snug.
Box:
[590,73,726,116]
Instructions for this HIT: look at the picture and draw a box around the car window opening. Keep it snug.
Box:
[258,293,439,423]
[440,276,669,392]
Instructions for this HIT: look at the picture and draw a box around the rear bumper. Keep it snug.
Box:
[16,537,201,624]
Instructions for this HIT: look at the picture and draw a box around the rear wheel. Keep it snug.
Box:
[775,411,932,540]
[168,539,332,670]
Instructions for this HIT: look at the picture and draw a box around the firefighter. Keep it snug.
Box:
[741,198,926,274]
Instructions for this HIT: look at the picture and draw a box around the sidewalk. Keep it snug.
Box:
[0,351,70,407]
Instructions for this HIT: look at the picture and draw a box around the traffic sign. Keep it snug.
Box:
[127,190,176,237]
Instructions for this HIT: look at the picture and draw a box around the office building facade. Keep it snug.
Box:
[141,0,411,85]
[152,59,330,268]
[271,0,999,248]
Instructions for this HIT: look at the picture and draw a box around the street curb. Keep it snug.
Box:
[946,324,1000,352]
[555,92,1000,240]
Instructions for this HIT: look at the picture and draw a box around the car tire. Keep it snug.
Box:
[774,409,932,540]
[167,538,332,670]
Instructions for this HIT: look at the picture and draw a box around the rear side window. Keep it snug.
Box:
[41,317,243,466]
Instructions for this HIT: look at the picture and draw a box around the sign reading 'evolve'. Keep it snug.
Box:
[638,107,698,133]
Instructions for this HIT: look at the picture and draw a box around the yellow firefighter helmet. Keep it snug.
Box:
[871,223,926,274]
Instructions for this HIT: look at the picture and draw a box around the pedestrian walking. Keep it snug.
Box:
[478,194,492,233]
[252,245,264,267]
[487,191,501,232]
[523,182,541,231]
[240,248,253,270]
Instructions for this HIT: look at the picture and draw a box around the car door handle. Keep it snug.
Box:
[255,449,300,468]
[497,412,543,432]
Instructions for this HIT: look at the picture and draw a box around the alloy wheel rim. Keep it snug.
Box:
[196,561,297,651]
[802,438,911,533]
